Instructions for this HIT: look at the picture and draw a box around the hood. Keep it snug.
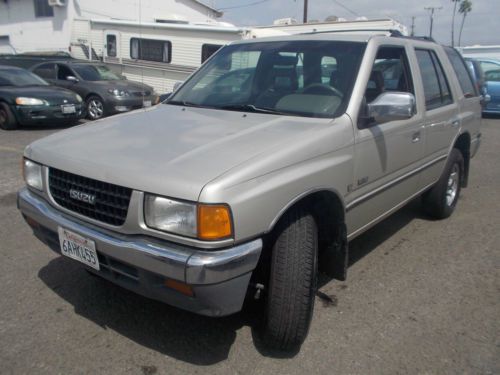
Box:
[26,104,333,201]
[90,80,154,94]
[10,86,80,105]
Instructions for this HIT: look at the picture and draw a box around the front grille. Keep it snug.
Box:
[48,168,132,226]
[132,91,151,97]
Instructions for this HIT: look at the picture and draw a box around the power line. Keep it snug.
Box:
[218,0,268,11]
[332,0,360,17]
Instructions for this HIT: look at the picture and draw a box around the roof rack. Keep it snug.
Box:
[390,34,436,43]
[299,28,404,36]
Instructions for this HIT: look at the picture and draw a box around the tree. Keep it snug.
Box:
[458,0,472,46]
[451,0,461,46]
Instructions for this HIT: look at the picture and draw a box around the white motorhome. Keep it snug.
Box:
[72,19,243,93]
[0,0,223,54]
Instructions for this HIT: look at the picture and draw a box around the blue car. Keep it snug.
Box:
[483,69,500,115]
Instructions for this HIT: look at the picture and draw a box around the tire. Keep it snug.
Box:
[86,95,105,120]
[262,205,318,351]
[423,148,464,219]
[0,102,18,130]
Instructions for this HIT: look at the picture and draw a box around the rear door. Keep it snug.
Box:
[413,47,460,187]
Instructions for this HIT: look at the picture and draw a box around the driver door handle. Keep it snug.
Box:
[412,131,421,143]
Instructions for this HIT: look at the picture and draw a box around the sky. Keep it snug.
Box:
[211,0,500,46]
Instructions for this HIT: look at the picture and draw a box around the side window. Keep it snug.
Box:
[130,38,171,63]
[33,63,56,80]
[366,46,414,103]
[107,35,117,57]
[57,64,73,80]
[444,47,476,97]
[201,44,222,63]
[34,0,54,17]
[416,49,453,110]
[480,61,500,74]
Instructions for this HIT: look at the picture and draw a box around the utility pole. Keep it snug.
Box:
[424,6,442,38]
[303,0,308,23]
[410,16,416,36]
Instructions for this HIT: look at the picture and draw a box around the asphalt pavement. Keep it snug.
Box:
[0,118,498,374]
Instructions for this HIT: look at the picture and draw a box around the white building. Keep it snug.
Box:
[0,0,222,53]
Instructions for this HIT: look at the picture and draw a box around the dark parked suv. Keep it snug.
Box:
[30,61,159,120]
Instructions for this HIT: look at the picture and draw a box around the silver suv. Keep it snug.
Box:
[18,33,481,351]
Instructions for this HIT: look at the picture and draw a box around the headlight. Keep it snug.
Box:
[108,88,130,97]
[23,159,43,191]
[15,97,47,106]
[144,195,233,240]
[75,94,83,102]
[144,195,197,237]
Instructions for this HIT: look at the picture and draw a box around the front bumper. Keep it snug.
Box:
[18,188,262,317]
[15,104,84,125]
[105,95,159,115]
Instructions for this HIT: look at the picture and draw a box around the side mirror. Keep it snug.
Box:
[66,75,79,83]
[367,92,416,124]
[173,81,183,92]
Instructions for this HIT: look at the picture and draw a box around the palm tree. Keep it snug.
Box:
[458,0,472,46]
[451,0,461,46]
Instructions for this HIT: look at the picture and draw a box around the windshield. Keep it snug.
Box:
[0,69,49,87]
[72,64,121,81]
[169,40,366,118]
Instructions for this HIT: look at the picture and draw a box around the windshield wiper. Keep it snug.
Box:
[220,104,288,115]
[167,100,213,109]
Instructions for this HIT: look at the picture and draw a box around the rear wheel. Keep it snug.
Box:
[423,148,464,219]
[261,205,318,351]
[86,95,105,120]
[0,102,18,130]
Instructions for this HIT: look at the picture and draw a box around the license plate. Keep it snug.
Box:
[58,227,100,270]
[61,104,76,114]
[143,100,152,107]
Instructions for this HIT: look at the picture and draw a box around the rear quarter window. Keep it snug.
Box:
[444,47,477,97]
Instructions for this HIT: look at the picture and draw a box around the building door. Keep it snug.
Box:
[104,31,120,62]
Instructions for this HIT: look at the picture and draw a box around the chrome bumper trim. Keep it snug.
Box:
[18,187,262,285]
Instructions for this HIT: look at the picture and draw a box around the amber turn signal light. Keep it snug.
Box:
[197,204,233,240]
[164,278,194,297]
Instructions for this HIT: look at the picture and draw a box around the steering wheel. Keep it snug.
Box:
[303,83,343,98]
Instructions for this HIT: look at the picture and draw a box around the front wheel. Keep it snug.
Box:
[261,206,318,351]
[0,102,18,130]
[86,95,105,120]
[423,148,464,219]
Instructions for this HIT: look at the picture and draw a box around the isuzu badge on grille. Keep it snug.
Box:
[69,189,96,205]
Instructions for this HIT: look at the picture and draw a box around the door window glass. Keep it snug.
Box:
[107,35,117,57]
[57,65,74,80]
[33,63,56,79]
[416,49,453,110]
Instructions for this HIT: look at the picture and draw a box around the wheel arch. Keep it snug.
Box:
[453,131,471,187]
[266,189,348,281]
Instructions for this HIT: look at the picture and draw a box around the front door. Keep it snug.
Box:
[347,45,425,238]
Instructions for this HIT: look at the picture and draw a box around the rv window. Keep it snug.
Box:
[34,0,54,18]
[130,38,171,63]
[107,35,117,57]
[201,44,223,63]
